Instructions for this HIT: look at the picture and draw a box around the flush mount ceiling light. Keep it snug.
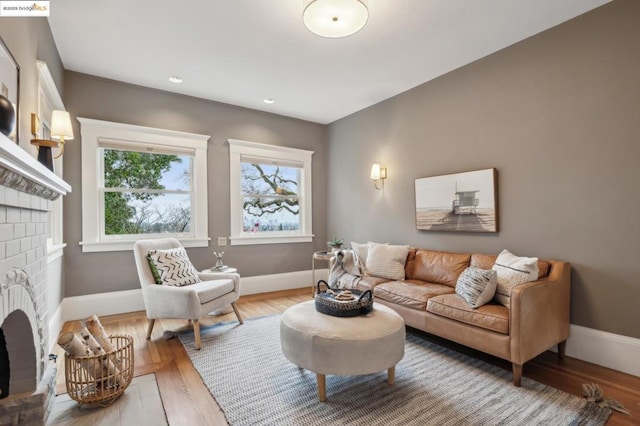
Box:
[168,76,183,84]
[303,0,368,38]
[263,98,275,104]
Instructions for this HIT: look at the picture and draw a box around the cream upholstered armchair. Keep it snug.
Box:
[133,238,243,350]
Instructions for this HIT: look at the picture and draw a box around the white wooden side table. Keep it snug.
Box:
[201,266,238,274]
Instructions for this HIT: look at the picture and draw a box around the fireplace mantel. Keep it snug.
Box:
[0,133,71,199]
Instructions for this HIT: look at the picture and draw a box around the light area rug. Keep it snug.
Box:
[179,315,610,426]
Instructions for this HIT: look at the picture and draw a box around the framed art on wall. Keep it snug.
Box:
[415,168,498,233]
[0,36,20,143]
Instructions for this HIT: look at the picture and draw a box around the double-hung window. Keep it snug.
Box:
[101,146,193,237]
[80,118,209,252]
[228,139,314,245]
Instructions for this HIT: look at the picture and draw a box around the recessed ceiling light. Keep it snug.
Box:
[303,0,368,38]
[168,76,183,84]
[264,98,275,104]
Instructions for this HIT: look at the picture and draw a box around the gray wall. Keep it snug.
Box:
[62,72,327,297]
[327,0,640,338]
[0,18,65,313]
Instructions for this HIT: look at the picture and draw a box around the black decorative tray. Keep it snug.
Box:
[314,280,373,317]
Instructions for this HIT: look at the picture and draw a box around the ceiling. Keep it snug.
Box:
[47,0,611,125]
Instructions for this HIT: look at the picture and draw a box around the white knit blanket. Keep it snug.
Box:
[328,249,362,289]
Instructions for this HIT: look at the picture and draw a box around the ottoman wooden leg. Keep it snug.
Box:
[317,373,326,402]
[388,366,395,385]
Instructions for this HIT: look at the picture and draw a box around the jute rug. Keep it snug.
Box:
[179,315,610,426]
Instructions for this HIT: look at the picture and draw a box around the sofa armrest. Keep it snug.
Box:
[509,261,571,364]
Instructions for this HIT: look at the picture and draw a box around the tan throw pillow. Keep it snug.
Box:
[455,267,497,308]
[492,249,538,307]
[148,247,201,287]
[365,243,410,281]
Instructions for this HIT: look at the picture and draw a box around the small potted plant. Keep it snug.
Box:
[327,237,344,253]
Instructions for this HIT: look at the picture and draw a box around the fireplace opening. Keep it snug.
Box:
[0,329,8,399]
[0,310,37,398]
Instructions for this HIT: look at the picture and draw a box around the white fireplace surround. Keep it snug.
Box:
[0,133,70,423]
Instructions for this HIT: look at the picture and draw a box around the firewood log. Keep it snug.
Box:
[85,314,114,353]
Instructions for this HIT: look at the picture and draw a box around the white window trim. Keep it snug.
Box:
[79,118,210,252]
[228,139,314,246]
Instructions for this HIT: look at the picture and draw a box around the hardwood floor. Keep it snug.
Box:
[52,288,639,425]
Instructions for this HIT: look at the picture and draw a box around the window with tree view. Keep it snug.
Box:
[241,161,301,234]
[102,148,193,237]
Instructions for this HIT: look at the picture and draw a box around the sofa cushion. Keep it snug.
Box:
[374,280,454,310]
[492,249,539,307]
[455,267,497,308]
[193,279,235,304]
[427,294,509,334]
[470,253,551,279]
[405,249,471,287]
[356,275,391,291]
[366,243,410,281]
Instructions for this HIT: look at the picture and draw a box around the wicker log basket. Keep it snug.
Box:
[315,280,374,317]
[64,335,134,406]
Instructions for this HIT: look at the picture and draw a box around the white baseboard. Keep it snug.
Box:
[62,289,146,322]
[562,324,640,378]
[57,268,639,378]
[61,269,329,321]
[240,268,328,295]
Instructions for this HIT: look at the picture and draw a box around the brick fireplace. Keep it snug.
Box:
[0,134,70,424]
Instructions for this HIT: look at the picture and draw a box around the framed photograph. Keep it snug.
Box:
[415,168,498,233]
[0,36,20,143]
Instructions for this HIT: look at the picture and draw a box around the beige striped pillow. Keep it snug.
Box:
[492,249,538,307]
[365,243,410,281]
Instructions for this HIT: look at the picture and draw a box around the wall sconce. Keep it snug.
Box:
[370,163,387,190]
[30,110,74,171]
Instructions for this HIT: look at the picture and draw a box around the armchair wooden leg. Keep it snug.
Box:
[193,319,201,350]
[231,302,244,324]
[558,340,567,360]
[512,363,523,387]
[146,319,156,340]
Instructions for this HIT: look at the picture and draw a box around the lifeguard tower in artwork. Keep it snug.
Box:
[452,190,479,215]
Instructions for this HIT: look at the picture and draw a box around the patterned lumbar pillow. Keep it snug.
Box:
[491,249,539,307]
[365,242,410,281]
[455,267,497,308]
[147,247,201,287]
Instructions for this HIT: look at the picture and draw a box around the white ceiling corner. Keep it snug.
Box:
[47,0,612,124]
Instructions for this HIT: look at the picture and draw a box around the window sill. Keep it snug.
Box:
[80,237,210,252]
[230,234,313,246]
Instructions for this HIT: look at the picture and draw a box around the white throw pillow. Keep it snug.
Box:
[455,267,497,308]
[351,241,369,274]
[365,243,410,281]
[492,249,538,307]
[148,247,201,287]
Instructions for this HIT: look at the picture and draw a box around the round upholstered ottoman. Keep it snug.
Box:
[280,300,405,401]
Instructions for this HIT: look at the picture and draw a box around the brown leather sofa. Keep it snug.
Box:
[354,248,571,386]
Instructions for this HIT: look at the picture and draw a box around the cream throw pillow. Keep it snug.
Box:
[492,249,538,307]
[455,267,497,308]
[365,243,410,281]
[351,241,369,274]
